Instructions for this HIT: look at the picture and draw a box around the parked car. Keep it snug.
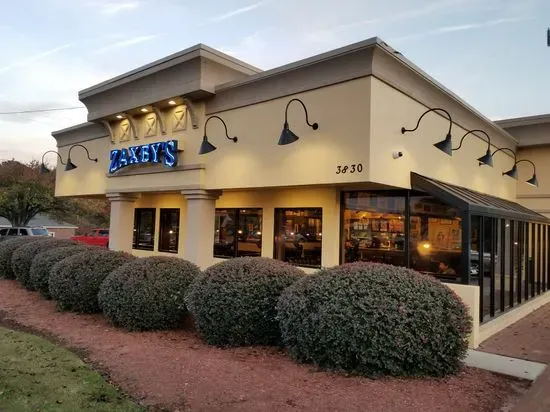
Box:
[71,229,109,247]
[0,227,51,237]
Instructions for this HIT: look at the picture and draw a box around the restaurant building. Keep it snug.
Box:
[51,37,550,347]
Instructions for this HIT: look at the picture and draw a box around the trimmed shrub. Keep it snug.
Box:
[98,256,200,331]
[276,262,472,378]
[29,245,91,298]
[13,238,79,290]
[186,257,305,346]
[0,237,43,279]
[49,249,135,313]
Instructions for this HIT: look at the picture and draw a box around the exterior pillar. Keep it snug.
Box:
[106,193,140,253]
[181,189,221,269]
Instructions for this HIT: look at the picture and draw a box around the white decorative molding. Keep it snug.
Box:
[181,97,199,129]
[152,106,166,135]
[100,120,115,144]
[144,113,157,138]
[118,120,131,142]
[122,113,139,139]
[172,106,187,132]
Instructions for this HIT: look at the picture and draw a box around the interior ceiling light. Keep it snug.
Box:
[140,108,148,112]
[168,100,177,105]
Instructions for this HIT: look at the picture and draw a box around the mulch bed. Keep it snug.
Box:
[479,303,550,364]
[0,279,529,412]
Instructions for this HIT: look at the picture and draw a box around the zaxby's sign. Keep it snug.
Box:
[109,140,178,174]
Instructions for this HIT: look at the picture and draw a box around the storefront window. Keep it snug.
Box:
[214,209,262,258]
[342,192,406,266]
[133,208,155,251]
[274,208,322,268]
[158,209,180,253]
[409,195,462,281]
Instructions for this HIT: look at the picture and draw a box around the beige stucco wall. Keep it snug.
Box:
[445,283,480,348]
[48,227,76,239]
[516,145,550,218]
[55,78,371,197]
[215,187,340,269]
[131,193,187,258]
[369,77,517,200]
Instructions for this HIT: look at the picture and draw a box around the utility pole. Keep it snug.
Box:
[547,28,550,46]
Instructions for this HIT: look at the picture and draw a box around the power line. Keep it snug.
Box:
[0,107,86,115]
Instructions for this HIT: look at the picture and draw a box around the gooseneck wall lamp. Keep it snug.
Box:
[452,129,494,167]
[278,98,319,145]
[39,151,66,174]
[490,147,538,187]
[401,107,453,156]
[199,115,238,155]
[65,144,98,171]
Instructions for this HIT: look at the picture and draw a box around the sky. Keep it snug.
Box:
[1,0,549,162]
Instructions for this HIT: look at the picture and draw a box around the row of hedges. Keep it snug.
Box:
[0,237,472,378]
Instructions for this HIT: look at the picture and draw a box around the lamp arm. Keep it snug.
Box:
[452,129,491,151]
[491,147,517,162]
[284,98,317,128]
[401,107,453,135]
[204,115,236,141]
[515,159,537,174]
[41,150,66,165]
[68,144,98,162]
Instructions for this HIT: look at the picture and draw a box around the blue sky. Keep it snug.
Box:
[1,0,549,162]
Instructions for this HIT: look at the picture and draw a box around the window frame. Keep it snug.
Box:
[274,207,323,269]
[158,208,180,254]
[133,208,156,251]
[213,208,263,259]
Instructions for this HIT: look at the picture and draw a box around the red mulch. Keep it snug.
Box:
[0,279,528,412]
[479,303,550,364]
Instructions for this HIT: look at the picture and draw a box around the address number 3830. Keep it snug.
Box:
[336,163,363,174]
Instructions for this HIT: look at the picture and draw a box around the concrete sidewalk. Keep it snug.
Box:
[464,350,546,381]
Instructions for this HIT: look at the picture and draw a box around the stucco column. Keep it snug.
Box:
[181,189,221,269]
[106,193,140,253]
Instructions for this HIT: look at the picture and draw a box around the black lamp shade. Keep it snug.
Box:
[503,165,518,180]
[64,159,77,171]
[199,137,217,155]
[278,123,299,146]
[433,134,453,156]
[477,149,493,167]
[39,163,50,174]
[526,174,538,187]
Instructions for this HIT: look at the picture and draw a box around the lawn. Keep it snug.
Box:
[0,327,144,412]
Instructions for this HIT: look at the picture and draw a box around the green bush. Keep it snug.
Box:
[186,257,305,346]
[29,245,91,299]
[98,256,200,331]
[13,238,79,290]
[49,249,135,313]
[0,237,43,279]
[276,262,472,377]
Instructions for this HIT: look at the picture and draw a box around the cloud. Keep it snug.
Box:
[93,34,162,54]
[89,0,140,15]
[0,44,72,75]
[209,0,271,23]
[390,17,529,43]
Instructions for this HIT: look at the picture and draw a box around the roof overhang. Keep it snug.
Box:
[411,172,548,223]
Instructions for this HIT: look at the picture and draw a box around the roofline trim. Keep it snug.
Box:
[78,44,262,99]
[496,113,550,128]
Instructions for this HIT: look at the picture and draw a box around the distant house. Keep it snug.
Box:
[0,214,77,239]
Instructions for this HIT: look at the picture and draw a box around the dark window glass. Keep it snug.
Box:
[19,228,29,236]
[214,209,262,258]
[8,228,18,236]
[409,195,462,282]
[159,209,180,253]
[31,228,48,236]
[0,228,7,236]
[503,220,511,309]
[342,192,406,266]
[274,208,322,268]
[98,230,109,237]
[133,208,156,251]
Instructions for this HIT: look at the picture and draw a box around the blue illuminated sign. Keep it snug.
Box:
[109,140,178,174]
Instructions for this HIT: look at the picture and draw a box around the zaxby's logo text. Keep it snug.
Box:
[109,140,178,174]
